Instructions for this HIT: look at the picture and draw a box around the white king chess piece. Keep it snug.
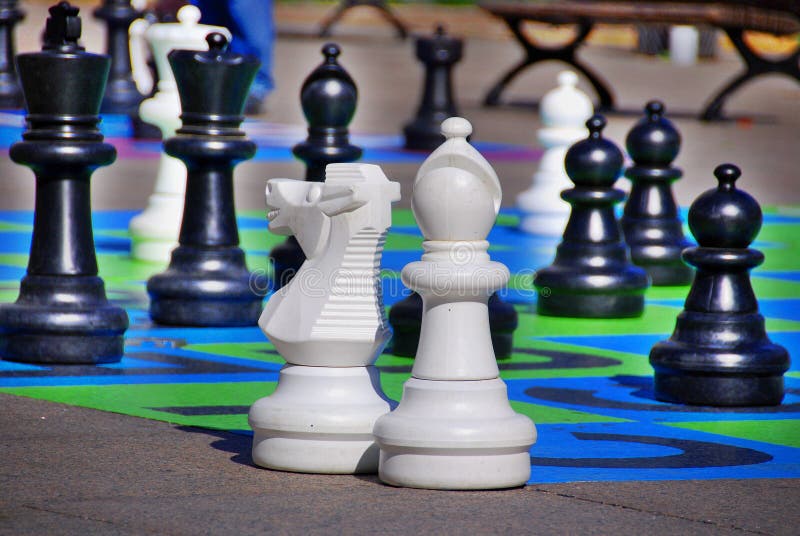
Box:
[128,5,231,262]
[249,163,401,474]
[373,117,536,489]
[517,71,593,236]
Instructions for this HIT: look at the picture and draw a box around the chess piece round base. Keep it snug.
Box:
[535,266,648,318]
[249,364,391,474]
[0,275,127,364]
[653,367,786,407]
[638,260,693,287]
[128,188,184,263]
[148,246,263,326]
[373,377,536,490]
[389,292,517,359]
[403,119,445,151]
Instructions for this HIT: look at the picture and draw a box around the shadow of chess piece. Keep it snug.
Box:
[403,25,462,151]
[650,164,790,406]
[0,0,24,109]
[621,101,693,286]
[534,115,649,317]
[269,43,362,289]
[147,33,263,326]
[0,2,128,363]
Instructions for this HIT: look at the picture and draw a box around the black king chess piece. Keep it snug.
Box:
[621,101,693,286]
[147,33,264,326]
[269,43,362,289]
[403,25,462,151]
[94,0,143,115]
[534,115,649,317]
[650,164,790,406]
[0,0,24,108]
[0,2,128,363]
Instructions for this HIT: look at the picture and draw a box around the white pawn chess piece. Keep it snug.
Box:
[373,118,537,490]
[517,71,593,236]
[128,5,232,262]
[249,163,401,474]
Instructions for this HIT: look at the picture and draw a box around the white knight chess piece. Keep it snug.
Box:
[249,163,401,474]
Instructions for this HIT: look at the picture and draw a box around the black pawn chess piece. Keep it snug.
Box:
[621,101,693,286]
[269,43,362,289]
[534,115,649,317]
[650,164,790,406]
[93,0,143,115]
[0,1,128,364]
[403,25,462,151]
[147,33,264,326]
[0,0,24,109]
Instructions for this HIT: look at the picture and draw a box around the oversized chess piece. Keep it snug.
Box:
[147,33,262,326]
[534,115,649,317]
[269,43,362,289]
[373,118,536,490]
[250,163,401,474]
[128,5,231,263]
[0,2,128,363]
[94,0,143,115]
[403,25,462,151]
[0,0,23,109]
[650,164,790,406]
[621,101,693,286]
[517,71,592,236]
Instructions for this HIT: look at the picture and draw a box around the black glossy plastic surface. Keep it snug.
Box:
[650,164,790,406]
[94,0,142,115]
[403,25,462,151]
[0,2,128,364]
[621,101,693,286]
[270,43,363,289]
[147,33,264,326]
[0,0,23,109]
[534,115,649,318]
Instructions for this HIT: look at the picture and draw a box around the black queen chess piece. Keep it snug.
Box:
[621,101,693,286]
[534,115,649,317]
[0,0,24,109]
[269,43,362,289]
[0,2,128,363]
[403,25,462,151]
[147,33,264,326]
[650,164,790,406]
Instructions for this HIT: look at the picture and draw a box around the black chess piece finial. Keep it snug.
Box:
[650,164,790,406]
[94,0,144,115]
[269,43,363,289]
[0,0,24,109]
[621,101,693,286]
[534,115,649,317]
[0,1,128,363]
[403,24,462,151]
[147,32,264,326]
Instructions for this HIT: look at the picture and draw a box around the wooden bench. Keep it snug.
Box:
[479,1,800,120]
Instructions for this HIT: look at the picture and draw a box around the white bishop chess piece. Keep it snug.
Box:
[249,163,401,474]
[128,5,231,262]
[517,71,593,236]
[373,117,537,490]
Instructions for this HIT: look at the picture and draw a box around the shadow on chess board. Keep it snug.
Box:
[0,208,798,484]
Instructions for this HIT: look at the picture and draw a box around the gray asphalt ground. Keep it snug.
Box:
[1,2,799,534]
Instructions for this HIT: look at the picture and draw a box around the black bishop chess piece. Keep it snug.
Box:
[147,33,264,326]
[534,115,649,317]
[403,25,462,151]
[650,164,790,406]
[94,0,143,115]
[269,43,362,289]
[0,0,24,109]
[0,1,128,364]
[621,101,693,286]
